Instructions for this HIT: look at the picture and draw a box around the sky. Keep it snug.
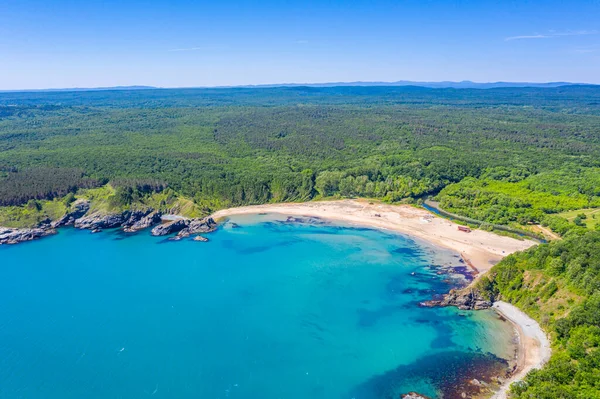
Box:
[0,0,599,89]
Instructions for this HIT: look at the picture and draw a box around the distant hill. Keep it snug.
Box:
[237,80,592,89]
[0,86,157,93]
[2,81,597,93]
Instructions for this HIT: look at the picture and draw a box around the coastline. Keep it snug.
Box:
[2,198,550,398]
[212,199,536,273]
[490,302,552,399]
[212,199,549,398]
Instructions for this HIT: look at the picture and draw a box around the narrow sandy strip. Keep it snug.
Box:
[491,302,552,399]
[211,199,536,273]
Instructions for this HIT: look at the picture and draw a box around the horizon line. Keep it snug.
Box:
[1,80,599,93]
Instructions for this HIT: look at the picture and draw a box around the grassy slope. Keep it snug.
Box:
[0,185,207,228]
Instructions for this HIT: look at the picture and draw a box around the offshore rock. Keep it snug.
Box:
[193,235,209,242]
[51,199,91,228]
[74,211,131,230]
[151,219,189,236]
[176,217,217,238]
[401,393,431,399]
[422,287,493,310]
[122,209,161,232]
[0,226,56,245]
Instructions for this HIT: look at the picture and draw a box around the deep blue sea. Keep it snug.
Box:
[0,214,515,399]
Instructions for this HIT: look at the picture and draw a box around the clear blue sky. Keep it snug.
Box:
[1,0,599,89]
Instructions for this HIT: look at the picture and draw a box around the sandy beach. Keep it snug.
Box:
[213,199,549,398]
[212,199,536,273]
[491,302,552,399]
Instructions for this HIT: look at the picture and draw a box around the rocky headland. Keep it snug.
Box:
[0,203,217,245]
[0,225,56,245]
[421,287,494,310]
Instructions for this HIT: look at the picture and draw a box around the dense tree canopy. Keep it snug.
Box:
[478,231,600,398]
[1,86,599,224]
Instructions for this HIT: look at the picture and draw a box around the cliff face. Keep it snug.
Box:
[51,200,90,228]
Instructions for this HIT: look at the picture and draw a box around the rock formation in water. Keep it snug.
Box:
[0,225,56,245]
[421,287,493,310]
[151,219,188,236]
[401,393,431,399]
[74,211,131,230]
[176,217,217,238]
[151,217,217,237]
[2,202,217,244]
[122,209,162,232]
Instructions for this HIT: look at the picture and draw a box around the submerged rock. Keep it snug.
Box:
[348,350,508,399]
[0,226,56,245]
[51,199,91,228]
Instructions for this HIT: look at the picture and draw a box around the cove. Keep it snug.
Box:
[0,214,515,399]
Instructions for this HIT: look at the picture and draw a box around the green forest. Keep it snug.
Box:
[2,85,600,396]
[1,86,600,235]
[476,230,600,398]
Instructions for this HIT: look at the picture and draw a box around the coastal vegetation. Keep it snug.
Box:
[1,86,600,236]
[476,230,600,398]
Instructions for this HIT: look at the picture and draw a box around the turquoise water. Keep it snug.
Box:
[0,214,514,399]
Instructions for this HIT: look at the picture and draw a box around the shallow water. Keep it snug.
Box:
[0,214,515,399]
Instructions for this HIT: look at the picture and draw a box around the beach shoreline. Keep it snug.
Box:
[212,199,549,398]
[212,199,536,274]
[491,302,552,399]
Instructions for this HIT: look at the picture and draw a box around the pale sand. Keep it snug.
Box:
[211,199,536,273]
[491,301,552,399]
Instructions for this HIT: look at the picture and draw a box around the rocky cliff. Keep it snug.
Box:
[51,200,90,228]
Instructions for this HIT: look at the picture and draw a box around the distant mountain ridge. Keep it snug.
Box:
[237,80,590,89]
[1,81,597,93]
[0,86,157,93]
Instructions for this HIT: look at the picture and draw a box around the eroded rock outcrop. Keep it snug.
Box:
[401,393,431,399]
[0,226,56,245]
[176,217,217,238]
[122,209,161,232]
[51,199,90,228]
[422,287,493,310]
[150,216,217,238]
[74,211,131,230]
[151,219,188,236]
